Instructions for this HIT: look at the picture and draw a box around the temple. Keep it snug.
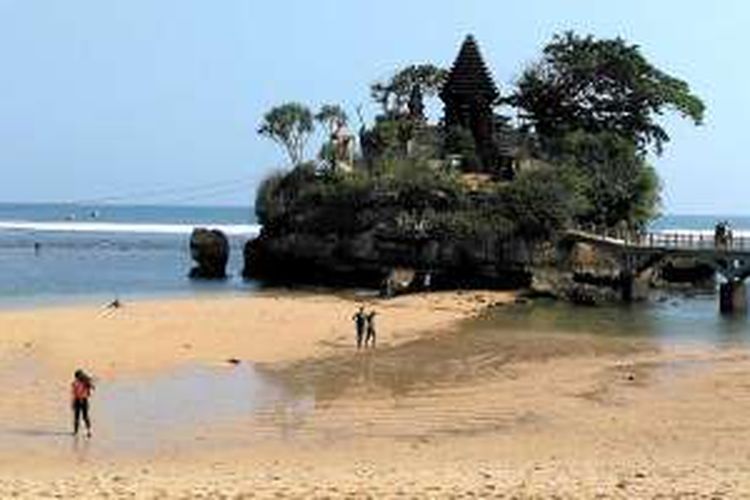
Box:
[440,35,513,178]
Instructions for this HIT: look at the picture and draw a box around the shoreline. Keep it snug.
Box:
[0,287,518,379]
[4,289,750,497]
[0,285,258,313]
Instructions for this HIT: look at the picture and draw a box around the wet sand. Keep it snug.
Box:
[2,291,750,497]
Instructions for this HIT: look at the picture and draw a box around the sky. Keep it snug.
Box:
[0,0,746,214]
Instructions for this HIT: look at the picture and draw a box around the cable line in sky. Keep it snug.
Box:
[68,174,253,205]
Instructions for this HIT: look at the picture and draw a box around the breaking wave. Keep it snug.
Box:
[0,220,261,237]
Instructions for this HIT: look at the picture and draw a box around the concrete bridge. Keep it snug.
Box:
[565,229,750,313]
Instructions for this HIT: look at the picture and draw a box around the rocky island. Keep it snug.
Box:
[244,33,705,303]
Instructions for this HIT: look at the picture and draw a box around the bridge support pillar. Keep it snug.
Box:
[620,271,634,303]
[720,281,747,315]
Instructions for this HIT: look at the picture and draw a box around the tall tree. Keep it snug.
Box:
[371,64,448,117]
[558,131,661,228]
[509,32,705,154]
[258,103,315,166]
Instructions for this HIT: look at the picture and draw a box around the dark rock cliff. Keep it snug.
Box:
[243,227,533,291]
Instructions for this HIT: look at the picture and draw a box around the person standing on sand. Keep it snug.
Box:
[352,306,366,349]
[71,369,94,437]
[365,310,377,348]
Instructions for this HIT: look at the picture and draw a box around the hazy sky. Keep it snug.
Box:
[0,1,745,213]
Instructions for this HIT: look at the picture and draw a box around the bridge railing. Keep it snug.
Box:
[572,225,750,252]
[628,232,750,251]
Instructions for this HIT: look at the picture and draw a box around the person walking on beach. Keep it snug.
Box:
[365,310,377,348]
[353,306,367,349]
[71,369,94,437]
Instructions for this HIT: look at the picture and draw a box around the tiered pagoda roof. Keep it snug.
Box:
[440,35,499,101]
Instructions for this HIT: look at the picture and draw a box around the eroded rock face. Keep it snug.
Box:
[242,229,532,290]
[189,228,229,280]
[530,268,625,305]
[243,223,671,305]
[529,241,636,305]
[566,242,621,276]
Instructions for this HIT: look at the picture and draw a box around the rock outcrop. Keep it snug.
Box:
[529,241,640,305]
[243,229,532,291]
[189,228,229,280]
[245,229,663,305]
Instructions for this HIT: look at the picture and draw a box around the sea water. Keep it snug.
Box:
[0,206,749,339]
[0,203,260,307]
[478,213,750,345]
[0,209,749,455]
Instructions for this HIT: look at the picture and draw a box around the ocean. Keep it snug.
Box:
[0,203,260,307]
[0,205,745,309]
[651,214,750,236]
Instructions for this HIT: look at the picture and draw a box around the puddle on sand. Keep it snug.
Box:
[92,363,314,455]
[0,362,314,459]
[9,298,724,459]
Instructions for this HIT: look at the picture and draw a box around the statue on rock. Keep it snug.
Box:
[408,83,426,122]
[330,118,355,172]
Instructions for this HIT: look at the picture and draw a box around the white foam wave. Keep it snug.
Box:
[0,220,262,237]
[2,222,741,240]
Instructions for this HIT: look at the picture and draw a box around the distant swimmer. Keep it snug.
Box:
[89,210,99,219]
[33,242,41,254]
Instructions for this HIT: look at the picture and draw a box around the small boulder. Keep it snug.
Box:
[380,268,417,298]
[189,228,229,279]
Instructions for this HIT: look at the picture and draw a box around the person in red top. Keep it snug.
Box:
[71,369,94,437]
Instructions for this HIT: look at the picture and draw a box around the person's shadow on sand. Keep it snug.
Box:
[4,428,71,437]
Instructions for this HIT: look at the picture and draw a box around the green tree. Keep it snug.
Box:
[255,162,318,227]
[254,171,286,227]
[371,64,448,117]
[443,126,480,171]
[258,103,315,166]
[510,32,705,154]
[556,132,661,228]
[499,167,578,240]
[360,117,415,164]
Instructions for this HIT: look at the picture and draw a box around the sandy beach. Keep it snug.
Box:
[1,290,750,498]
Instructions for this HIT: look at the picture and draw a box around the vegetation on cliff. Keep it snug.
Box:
[248,32,704,287]
[509,32,705,155]
[256,159,575,243]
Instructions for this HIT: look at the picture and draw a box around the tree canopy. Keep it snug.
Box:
[556,131,661,229]
[255,31,706,239]
[258,102,315,166]
[510,32,705,154]
[371,64,448,117]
